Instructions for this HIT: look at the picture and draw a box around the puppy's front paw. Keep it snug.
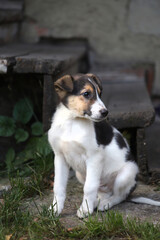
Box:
[49,200,63,216]
[49,204,59,216]
[77,205,93,219]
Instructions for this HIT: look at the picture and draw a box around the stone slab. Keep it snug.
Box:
[1,177,160,227]
[24,176,160,228]
[99,73,155,129]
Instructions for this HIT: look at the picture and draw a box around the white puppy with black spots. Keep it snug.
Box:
[48,73,160,218]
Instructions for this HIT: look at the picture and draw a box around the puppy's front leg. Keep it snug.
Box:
[51,153,69,215]
[77,157,102,218]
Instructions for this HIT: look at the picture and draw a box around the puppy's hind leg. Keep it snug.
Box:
[98,162,139,211]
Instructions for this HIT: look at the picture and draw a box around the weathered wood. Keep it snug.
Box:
[14,45,86,74]
[43,75,57,132]
[0,43,87,75]
[0,44,37,72]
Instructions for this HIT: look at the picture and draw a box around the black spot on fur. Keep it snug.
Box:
[116,132,127,149]
[94,121,114,146]
[72,79,87,95]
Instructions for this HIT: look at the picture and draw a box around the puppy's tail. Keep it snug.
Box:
[130,197,160,206]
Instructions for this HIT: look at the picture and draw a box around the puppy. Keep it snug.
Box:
[48,73,160,218]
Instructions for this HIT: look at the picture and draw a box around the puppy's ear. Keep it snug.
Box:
[54,75,74,99]
[86,73,102,95]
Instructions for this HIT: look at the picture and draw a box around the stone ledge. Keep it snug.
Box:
[23,176,160,228]
[97,72,155,129]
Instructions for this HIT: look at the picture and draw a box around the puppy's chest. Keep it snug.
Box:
[54,120,94,171]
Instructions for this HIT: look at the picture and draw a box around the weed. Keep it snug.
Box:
[0,97,53,177]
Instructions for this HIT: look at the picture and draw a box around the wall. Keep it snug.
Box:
[21,0,160,95]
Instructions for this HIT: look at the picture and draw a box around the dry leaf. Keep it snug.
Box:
[33,217,39,222]
[67,228,73,232]
[5,234,12,240]
[0,199,4,204]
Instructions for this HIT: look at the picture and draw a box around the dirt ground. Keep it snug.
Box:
[23,175,160,228]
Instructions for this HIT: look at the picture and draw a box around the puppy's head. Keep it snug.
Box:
[54,73,108,122]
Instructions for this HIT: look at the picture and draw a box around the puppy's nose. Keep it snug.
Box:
[100,108,108,118]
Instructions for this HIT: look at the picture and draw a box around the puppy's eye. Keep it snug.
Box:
[83,91,91,98]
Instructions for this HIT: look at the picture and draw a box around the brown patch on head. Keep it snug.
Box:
[67,95,88,116]
[54,75,73,100]
[54,73,104,118]
[67,82,96,117]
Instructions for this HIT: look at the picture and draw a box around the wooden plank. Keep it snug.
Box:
[101,77,155,129]
[0,44,36,58]
[0,44,40,73]
[14,44,86,74]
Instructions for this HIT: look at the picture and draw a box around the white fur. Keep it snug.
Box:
[48,103,160,218]
[88,77,108,121]
[90,98,107,120]
[131,197,160,206]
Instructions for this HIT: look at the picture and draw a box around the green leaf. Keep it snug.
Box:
[31,121,43,136]
[35,135,52,157]
[0,116,15,137]
[15,128,29,143]
[13,98,33,124]
[26,135,52,157]
[5,148,15,173]
[15,149,33,166]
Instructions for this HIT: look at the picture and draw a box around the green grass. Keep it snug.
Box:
[0,176,160,240]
